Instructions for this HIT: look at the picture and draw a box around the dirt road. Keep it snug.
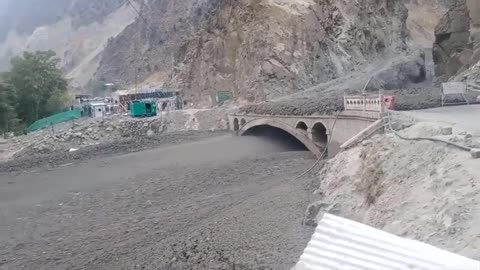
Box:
[0,134,318,270]
[402,104,480,135]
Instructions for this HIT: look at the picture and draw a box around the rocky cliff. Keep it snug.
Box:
[95,0,410,105]
[0,0,136,88]
[432,0,480,81]
[1,0,479,102]
[453,0,480,81]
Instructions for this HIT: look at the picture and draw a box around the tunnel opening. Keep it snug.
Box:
[296,121,308,131]
[312,122,328,148]
[242,125,309,152]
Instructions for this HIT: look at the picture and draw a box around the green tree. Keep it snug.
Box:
[0,79,19,134]
[6,50,68,125]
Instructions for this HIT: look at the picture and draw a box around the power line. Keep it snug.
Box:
[125,0,146,93]
[124,0,159,93]
[125,0,156,34]
[125,0,147,26]
[295,111,340,179]
[124,0,188,96]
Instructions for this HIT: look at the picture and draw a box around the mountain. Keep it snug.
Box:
[96,0,412,105]
[0,0,478,102]
[0,0,136,88]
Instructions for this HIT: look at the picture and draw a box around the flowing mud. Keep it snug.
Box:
[0,134,319,270]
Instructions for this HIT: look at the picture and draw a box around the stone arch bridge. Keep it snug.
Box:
[229,95,385,157]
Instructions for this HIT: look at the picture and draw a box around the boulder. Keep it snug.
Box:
[441,127,453,135]
[303,202,330,227]
[471,148,480,159]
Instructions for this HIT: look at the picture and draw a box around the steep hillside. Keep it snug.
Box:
[96,0,411,105]
[93,0,208,92]
[433,0,480,81]
[453,0,480,81]
[0,0,136,88]
[1,0,479,101]
[0,0,126,41]
[405,0,451,48]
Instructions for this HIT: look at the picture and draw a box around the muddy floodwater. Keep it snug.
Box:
[0,132,318,269]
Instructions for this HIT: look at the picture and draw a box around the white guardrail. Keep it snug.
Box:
[344,95,384,112]
[442,81,480,106]
[293,214,480,270]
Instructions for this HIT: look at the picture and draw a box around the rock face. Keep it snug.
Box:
[432,0,480,81]
[95,0,409,105]
[432,0,472,81]
[3,0,479,102]
[453,0,480,81]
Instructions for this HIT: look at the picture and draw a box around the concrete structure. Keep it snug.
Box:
[91,102,107,118]
[229,95,384,157]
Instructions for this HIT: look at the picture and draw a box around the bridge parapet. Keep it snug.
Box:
[344,94,385,112]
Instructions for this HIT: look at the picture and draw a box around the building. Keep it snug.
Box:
[90,102,107,118]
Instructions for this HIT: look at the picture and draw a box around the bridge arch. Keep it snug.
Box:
[312,122,328,148]
[295,121,308,131]
[233,118,239,131]
[239,118,322,157]
[240,118,247,127]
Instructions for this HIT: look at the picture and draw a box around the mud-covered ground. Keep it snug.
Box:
[0,133,319,270]
[0,131,226,173]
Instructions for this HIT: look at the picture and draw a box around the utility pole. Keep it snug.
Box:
[134,38,139,94]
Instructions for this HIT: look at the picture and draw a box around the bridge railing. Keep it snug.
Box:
[344,94,384,112]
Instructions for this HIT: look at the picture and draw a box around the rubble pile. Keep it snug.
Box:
[4,116,156,160]
[0,108,231,162]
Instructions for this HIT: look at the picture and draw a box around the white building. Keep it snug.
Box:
[90,102,106,118]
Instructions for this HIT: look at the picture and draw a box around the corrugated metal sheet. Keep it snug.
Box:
[294,213,480,270]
